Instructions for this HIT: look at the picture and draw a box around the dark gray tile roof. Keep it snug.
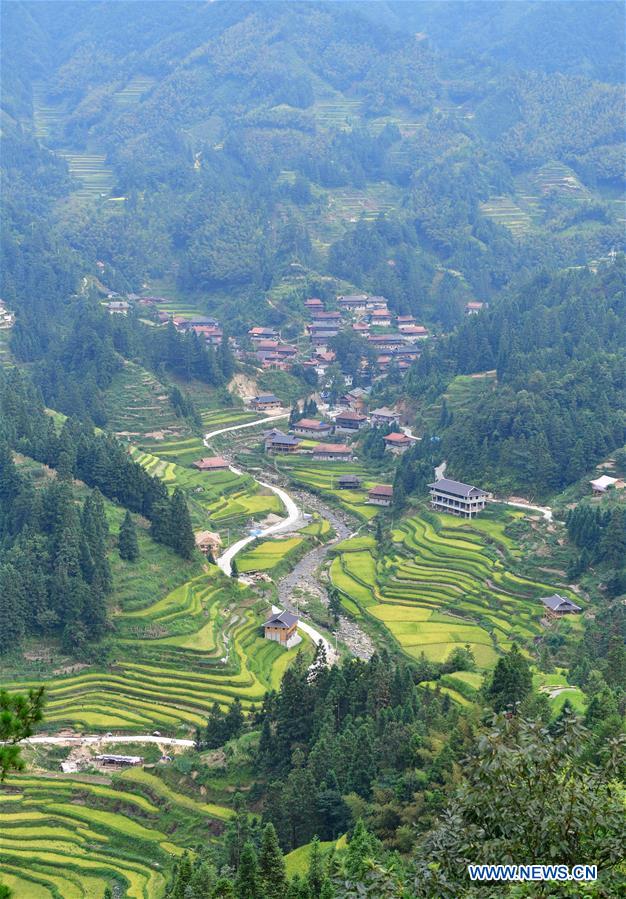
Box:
[428,478,487,498]
[264,610,299,628]
[541,594,582,612]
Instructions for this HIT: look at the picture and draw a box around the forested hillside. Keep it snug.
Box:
[0,3,625,898]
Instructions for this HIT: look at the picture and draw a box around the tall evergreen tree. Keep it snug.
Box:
[118,510,139,561]
[235,841,264,899]
[258,822,287,899]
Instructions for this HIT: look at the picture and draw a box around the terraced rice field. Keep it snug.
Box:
[534,161,590,199]
[4,573,305,731]
[238,536,305,573]
[329,510,582,668]
[313,96,362,130]
[479,195,532,235]
[273,456,383,519]
[113,76,156,106]
[129,445,282,527]
[0,766,231,898]
[57,150,115,202]
[105,363,184,435]
[32,86,65,140]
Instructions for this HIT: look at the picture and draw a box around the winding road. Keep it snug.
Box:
[204,414,337,661]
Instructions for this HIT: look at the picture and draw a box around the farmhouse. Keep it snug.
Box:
[590,475,624,494]
[368,334,405,350]
[304,297,324,310]
[369,309,392,327]
[292,418,333,438]
[400,325,429,340]
[428,477,488,518]
[192,456,229,471]
[264,430,301,454]
[263,610,299,647]
[337,474,361,489]
[312,310,341,322]
[95,755,143,767]
[370,407,400,427]
[338,294,369,312]
[465,301,487,315]
[384,432,411,454]
[312,443,353,462]
[368,485,393,506]
[396,315,416,327]
[540,594,582,617]
[194,530,222,556]
[249,326,278,341]
[106,300,130,314]
[251,394,281,410]
[339,387,369,410]
[366,296,389,310]
[0,301,15,329]
[352,321,370,333]
[334,410,368,432]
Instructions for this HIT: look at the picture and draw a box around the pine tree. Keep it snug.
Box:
[487,644,533,713]
[235,841,263,899]
[118,510,139,561]
[104,888,113,899]
[231,557,239,579]
[259,822,287,899]
[307,837,325,898]
[169,489,195,559]
[224,698,244,742]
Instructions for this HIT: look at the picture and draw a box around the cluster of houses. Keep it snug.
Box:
[103,293,226,348]
[305,295,429,376]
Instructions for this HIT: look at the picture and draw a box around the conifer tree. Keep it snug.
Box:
[118,510,139,561]
[224,698,244,741]
[259,822,287,899]
[169,489,195,559]
[231,557,239,578]
[307,837,325,898]
[487,644,532,713]
[235,841,263,899]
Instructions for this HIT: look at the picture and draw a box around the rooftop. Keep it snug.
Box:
[541,594,582,613]
[313,443,351,453]
[296,419,330,429]
[264,610,299,629]
[193,456,228,469]
[428,478,488,498]
[384,432,410,443]
[370,484,393,496]
[335,410,367,421]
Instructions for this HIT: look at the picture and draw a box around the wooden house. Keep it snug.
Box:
[292,419,333,438]
[334,410,368,433]
[192,456,229,471]
[384,432,411,454]
[368,485,393,506]
[251,394,282,411]
[540,594,582,618]
[194,530,222,556]
[312,443,353,462]
[370,407,400,427]
[264,610,299,647]
[428,478,487,518]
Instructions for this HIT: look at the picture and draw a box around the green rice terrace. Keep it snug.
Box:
[128,444,282,530]
[268,455,386,520]
[328,508,583,675]
[0,763,234,899]
[3,570,307,732]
